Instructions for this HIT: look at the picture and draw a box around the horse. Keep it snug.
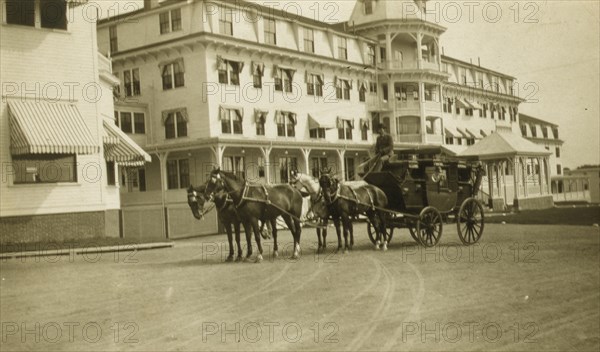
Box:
[318,171,389,253]
[289,170,342,253]
[204,168,304,262]
[187,184,244,262]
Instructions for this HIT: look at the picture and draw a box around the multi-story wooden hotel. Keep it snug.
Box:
[96,0,560,239]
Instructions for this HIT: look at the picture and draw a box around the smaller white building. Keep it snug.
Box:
[0,0,150,246]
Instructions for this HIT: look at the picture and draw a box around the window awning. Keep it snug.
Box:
[455,127,469,138]
[466,99,483,110]
[103,120,151,167]
[455,98,470,109]
[8,100,99,155]
[444,128,455,137]
[465,128,478,139]
[308,114,337,130]
[479,129,488,138]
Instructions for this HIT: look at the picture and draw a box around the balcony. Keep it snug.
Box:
[380,60,441,71]
[395,99,421,111]
[394,134,422,144]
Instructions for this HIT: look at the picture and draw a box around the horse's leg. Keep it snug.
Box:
[349,217,355,250]
[333,217,342,253]
[282,215,299,259]
[225,222,234,262]
[342,215,352,254]
[251,219,264,263]
[316,228,323,254]
[270,218,279,258]
[378,211,388,251]
[234,221,243,262]
[322,219,328,251]
[242,221,253,261]
[294,218,302,258]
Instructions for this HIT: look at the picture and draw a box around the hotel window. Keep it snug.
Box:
[382,83,388,101]
[264,17,277,45]
[367,45,376,66]
[7,0,67,30]
[274,67,294,93]
[481,103,488,118]
[466,139,475,146]
[511,107,518,122]
[456,138,463,145]
[223,156,245,180]
[360,119,369,141]
[520,124,527,136]
[465,108,474,117]
[462,74,467,85]
[338,37,348,60]
[278,157,297,183]
[479,78,484,88]
[455,102,461,115]
[359,84,367,102]
[255,110,267,136]
[445,136,454,145]
[552,128,559,139]
[337,119,353,140]
[556,165,562,175]
[541,126,548,139]
[123,68,141,97]
[303,27,315,53]
[159,8,182,34]
[217,58,242,86]
[219,6,233,35]
[276,111,296,137]
[161,60,185,90]
[529,124,537,138]
[364,0,373,14]
[106,162,116,186]
[116,112,145,134]
[336,79,351,100]
[345,158,355,181]
[369,82,377,94]
[252,64,264,89]
[555,147,561,158]
[306,73,323,97]
[220,107,243,135]
[309,128,326,139]
[167,159,189,190]
[164,110,188,139]
[396,116,420,135]
[12,154,77,184]
[380,47,387,62]
[109,25,118,53]
[500,106,507,120]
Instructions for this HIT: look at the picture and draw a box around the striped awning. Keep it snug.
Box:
[465,128,478,139]
[455,127,469,138]
[8,100,99,155]
[308,114,337,130]
[103,120,151,167]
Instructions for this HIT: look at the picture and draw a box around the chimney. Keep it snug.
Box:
[144,0,160,10]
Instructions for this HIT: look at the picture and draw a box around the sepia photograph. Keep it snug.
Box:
[0,0,599,351]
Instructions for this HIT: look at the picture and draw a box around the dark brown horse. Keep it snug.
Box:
[204,169,304,262]
[319,172,389,253]
[187,184,244,262]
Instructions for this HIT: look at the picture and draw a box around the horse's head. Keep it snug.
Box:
[187,184,208,220]
[289,169,300,184]
[205,168,225,199]
[318,172,338,204]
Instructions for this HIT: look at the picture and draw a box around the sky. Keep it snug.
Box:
[98,0,600,168]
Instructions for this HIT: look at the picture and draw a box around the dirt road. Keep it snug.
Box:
[1,223,598,351]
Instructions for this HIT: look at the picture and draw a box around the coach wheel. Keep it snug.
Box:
[416,207,443,247]
[408,226,420,244]
[367,222,392,245]
[457,198,485,245]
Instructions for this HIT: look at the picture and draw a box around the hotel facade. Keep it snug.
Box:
[97,0,560,239]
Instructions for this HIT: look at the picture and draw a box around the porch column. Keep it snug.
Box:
[537,157,544,195]
[301,148,312,175]
[522,157,528,198]
[434,38,442,69]
[385,32,392,63]
[419,81,426,142]
[260,146,272,184]
[512,157,519,205]
[210,145,226,168]
[501,160,508,204]
[337,149,346,181]
[546,157,552,194]
[487,163,494,207]
[156,151,170,239]
[416,32,423,68]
